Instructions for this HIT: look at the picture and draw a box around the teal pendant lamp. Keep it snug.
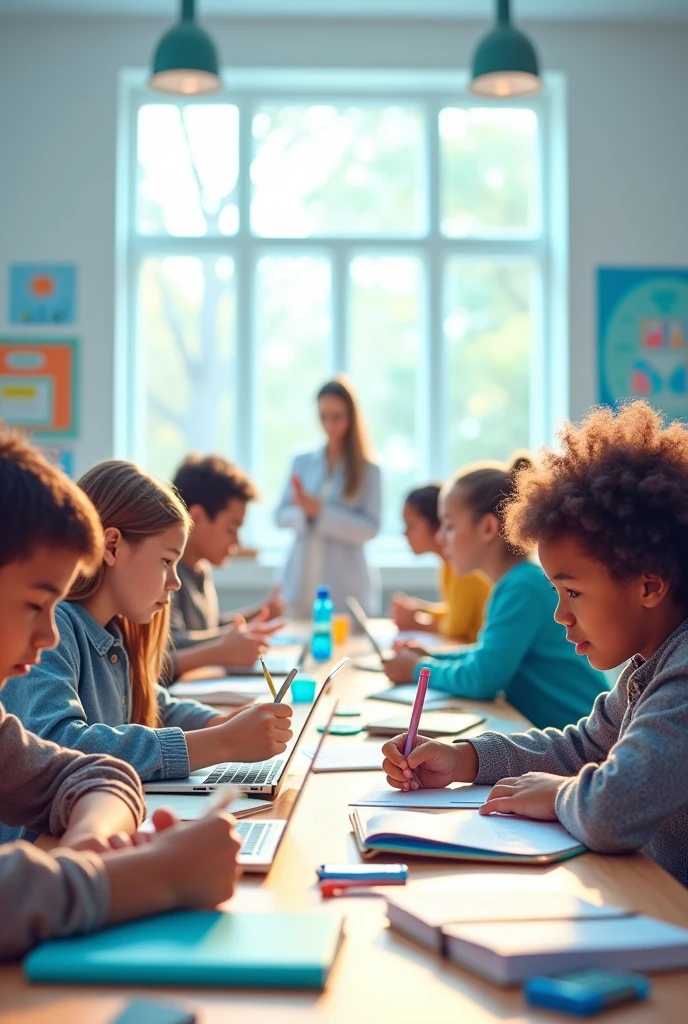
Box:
[150,0,221,96]
[471,0,541,98]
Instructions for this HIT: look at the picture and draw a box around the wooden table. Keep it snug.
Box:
[3,636,688,1024]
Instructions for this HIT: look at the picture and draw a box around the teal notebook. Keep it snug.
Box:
[24,911,344,990]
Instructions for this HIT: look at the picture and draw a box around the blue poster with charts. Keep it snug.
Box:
[9,264,76,325]
[598,267,688,421]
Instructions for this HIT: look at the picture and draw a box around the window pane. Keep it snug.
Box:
[137,255,236,478]
[251,255,331,546]
[350,256,424,536]
[444,260,533,471]
[440,107,538,237]
[137,105,239,236]
[251,105,426,237]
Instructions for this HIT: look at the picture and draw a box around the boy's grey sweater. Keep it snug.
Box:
[471,618,688,887]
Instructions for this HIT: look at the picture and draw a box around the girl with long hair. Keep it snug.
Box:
[0,461,292,797]
[276,376,382,615]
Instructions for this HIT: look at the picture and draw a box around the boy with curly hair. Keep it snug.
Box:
[382,401,688,886]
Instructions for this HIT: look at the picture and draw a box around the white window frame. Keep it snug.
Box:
[115,67,568,566]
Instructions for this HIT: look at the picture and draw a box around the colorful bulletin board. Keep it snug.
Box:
[0,338,79,437]
[9,264,76,324]
[598,268,688,421]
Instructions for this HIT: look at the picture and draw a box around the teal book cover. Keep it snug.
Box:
[24,911,344,990]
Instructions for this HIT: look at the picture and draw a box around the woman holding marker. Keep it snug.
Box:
[276,377,382,616]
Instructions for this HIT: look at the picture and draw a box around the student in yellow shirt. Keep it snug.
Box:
[389,483,490,644]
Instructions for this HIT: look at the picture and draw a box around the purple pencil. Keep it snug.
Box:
[403,667,431,758]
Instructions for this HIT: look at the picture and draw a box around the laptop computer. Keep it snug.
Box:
[144,658,348,796]
[346,596,389,672]
[235,697,337,873]
[223,637,310,677]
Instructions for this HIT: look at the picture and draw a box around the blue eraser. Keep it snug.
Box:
[112,999,196,1024]
[524,969,650,1016]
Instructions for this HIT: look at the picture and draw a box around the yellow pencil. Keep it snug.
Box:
[259,655,277,700]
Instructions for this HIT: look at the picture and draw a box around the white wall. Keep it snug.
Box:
[0,15,686,469]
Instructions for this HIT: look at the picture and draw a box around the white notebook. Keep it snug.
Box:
[443,914,688,985]
[386,890,629,952]
[351,807,586,864]
[169,678,268,706]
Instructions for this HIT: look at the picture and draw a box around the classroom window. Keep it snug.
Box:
[121,72,561,556]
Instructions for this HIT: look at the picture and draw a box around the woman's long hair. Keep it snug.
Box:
[318,376,373,498]
[69,461,191,727]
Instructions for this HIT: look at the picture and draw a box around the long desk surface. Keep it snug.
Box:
[2,636,688,1023]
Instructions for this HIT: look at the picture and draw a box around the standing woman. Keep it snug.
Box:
[276,377,381,616]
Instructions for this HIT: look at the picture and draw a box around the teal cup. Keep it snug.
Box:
[290,677,317,703]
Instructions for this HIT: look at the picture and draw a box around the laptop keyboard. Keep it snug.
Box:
[235,820,272,856]
[201,759,284,787]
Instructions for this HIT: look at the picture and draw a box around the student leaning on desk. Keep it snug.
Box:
[383,455,607,730]
[0,431,241,960]
[383,402,688,888]
[0,460,292,847]
[168,453,286,680]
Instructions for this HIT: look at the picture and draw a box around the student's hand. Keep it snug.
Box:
[205,705,253,727]
[382,735,478,791]
[389,592,421,632]
[60,830,135,854]
[104,813,242,923]
[213,702,293,762]
[479,772,566,820]
[263,584,286,620]
[294,489,321,519]
[215,618,268,666]
[382,647,424,684]
[242,607,285,639]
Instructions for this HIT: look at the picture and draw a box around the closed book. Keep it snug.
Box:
[386,890,629,953]
[350,808,586,864]
[365,712,485,738]
[442,915,688,986]
[24,911,344,990]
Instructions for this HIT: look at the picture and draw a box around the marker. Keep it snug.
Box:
[259,655,277,699]
[404,667,431,759]
[275,668,297,704]
[201,784,238,818]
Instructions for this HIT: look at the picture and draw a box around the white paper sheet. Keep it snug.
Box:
[302,743,385,773]
[350,783,493,809]
[144,793,272,821]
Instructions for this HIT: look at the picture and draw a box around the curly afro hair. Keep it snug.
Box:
[503,401,688,609]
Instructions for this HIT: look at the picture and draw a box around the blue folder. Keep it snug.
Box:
[24,910,344,990]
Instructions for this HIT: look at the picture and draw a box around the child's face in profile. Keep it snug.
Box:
[107,523,187,624]
[539,534,666,670]
[437,488,494,577]
[402,503,437,556]
[0,547,81,686]
[191,498,246,567]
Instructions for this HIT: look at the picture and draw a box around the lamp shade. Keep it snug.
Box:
[470,0,541,98]
[150,0,221,96]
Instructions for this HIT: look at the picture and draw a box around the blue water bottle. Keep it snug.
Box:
[311,586,333,661]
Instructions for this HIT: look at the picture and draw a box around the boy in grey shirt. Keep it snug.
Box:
[0,432,240,958]
[169,454,284,678]
[382,401,688,887]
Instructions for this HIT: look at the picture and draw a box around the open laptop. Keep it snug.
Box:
[346,596,450,672]
[346,596,390,672]
[223,637,310,677]
[144,658,347,796]
[235,697,337,873]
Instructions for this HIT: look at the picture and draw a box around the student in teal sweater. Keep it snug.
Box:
[383,455,607,729]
